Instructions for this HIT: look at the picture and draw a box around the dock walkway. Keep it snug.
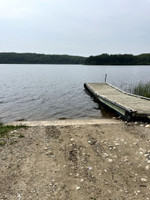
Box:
[84,83,150,121]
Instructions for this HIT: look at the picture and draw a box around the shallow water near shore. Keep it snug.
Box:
[0,64,150,123]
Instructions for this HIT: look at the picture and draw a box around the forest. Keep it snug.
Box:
[85,53,150,65]
[0,52,150,65]
[0,53,86,64]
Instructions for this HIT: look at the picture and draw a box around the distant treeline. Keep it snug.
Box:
[85,53,150,65]
[0,52,150,65]
[0,53,86,64]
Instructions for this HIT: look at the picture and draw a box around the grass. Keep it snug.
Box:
[133,82,150,98]
[0,123,27,147]
[0,140,6,147]
[0,125,26,138]
[18,133,25,138]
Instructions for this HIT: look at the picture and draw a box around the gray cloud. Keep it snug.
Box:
[0,0,150,56]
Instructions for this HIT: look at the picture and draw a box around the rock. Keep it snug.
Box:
[139,151,143,155]
[134,190,140,195]
[141,178,147,183]
[120,139,124,142]
[95,142,100,147]
[145,165,150,170]
[103,153,109,158]
[108,158,113,163]
[145,125,150,128]
[145,153,150,158]
[76,186,80,190]
[140,124,144,127]
[46,151,54,155]
[115,142,120,146]
[17,193,21,200]
[108,146,113,150]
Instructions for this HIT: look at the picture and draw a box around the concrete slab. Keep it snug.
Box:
[7,119,122,126]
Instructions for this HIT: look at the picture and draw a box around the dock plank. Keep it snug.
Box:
[84,83,150,120]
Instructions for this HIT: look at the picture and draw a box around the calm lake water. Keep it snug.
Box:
[0,64,150,123]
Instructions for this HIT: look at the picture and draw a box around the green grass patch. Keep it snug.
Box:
[0,124,27,147]
[0,140,6,147]
[133,82,150,98]
[0,125,27,138]
[18,133,25,138]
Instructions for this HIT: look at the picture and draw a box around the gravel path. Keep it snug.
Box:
[0,120,150,200]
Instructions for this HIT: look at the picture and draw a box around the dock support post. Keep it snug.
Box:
[105,74,107,82]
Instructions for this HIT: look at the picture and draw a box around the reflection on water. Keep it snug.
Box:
[0,64,150,123]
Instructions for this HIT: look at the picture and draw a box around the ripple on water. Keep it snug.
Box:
[0,64,149,123]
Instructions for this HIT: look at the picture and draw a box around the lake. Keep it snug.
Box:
[0,64,150,123]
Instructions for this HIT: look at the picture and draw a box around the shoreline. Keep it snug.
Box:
[7,118,122,126]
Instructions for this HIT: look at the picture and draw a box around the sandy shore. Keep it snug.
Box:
[0,119,150,200]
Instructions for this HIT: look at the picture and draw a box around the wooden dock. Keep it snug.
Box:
[84,83,150,121]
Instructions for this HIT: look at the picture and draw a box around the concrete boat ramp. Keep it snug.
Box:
[8,119,122,126]
[84,83,150,121]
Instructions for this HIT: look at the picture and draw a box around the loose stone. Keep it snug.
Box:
[103,153,109,158]
[76,186,80,190]
[108,158,113,163]
[139,152,143,155]
[140,124,144,127]
[141,178,147,183]
[145,165,150,170]
[145,125,150,128]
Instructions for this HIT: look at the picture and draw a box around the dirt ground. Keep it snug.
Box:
[0,120,150,200]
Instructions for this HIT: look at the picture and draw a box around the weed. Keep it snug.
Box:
[10,140,18,145]
[18,133,25,138]
[0,125,27,138]
[0,140,6,147]
[0,124,27,147]
[133,82,150,98]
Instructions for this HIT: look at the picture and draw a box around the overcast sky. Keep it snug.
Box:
[0,0,150,56]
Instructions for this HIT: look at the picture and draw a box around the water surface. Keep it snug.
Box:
[0,64,149,123]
